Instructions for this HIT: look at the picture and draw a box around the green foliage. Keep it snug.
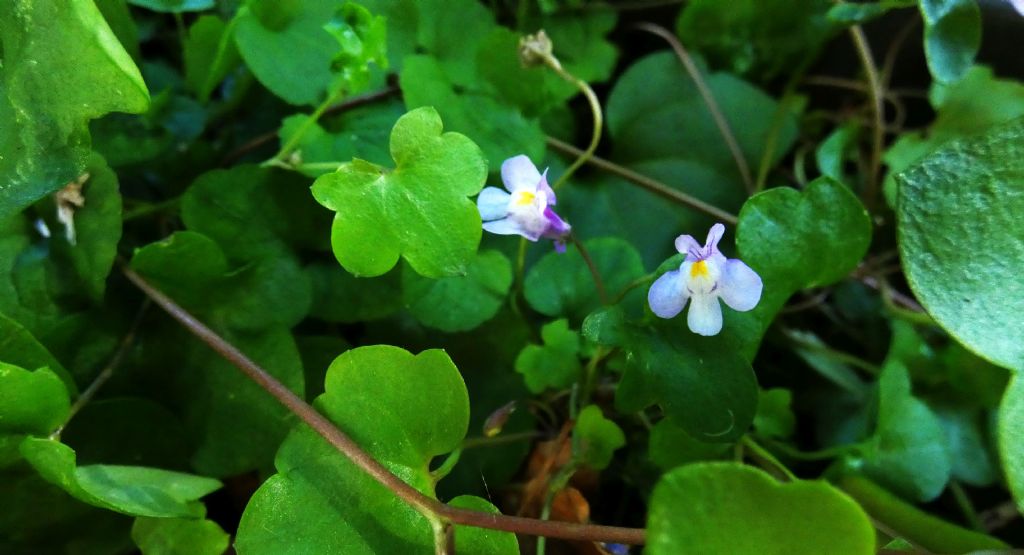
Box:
[647,463,875,554]
[1000,375,1024,513]
[131,516,229,555]
[573,405,625,470]
[312,106,488,278]
[897,117,1024,371]
[20,437,221,518]
[525,238,645,321]
[235,345,516,554]
[515,319,582,393]
[0,362,69,436]
[0,0,148,220]
[2,1,1023,551]
[919,0,981,83]
[403,250,513,332]
[676,0,836,81]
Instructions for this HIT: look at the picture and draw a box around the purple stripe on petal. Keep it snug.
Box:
[538,169,556,205]
[542,206,571,238]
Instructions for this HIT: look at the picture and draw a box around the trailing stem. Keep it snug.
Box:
[121,264,646,546]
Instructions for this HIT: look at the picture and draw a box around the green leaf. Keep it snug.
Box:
[400,54,546,165]
[403,250,513,332]
[584,307,758,443]
[311,107,488,278]
[0,362,70,436]
[0,0,149,220]
[524,238,645,322]
[857,362,951,502]
[322,2,388,95]
[19,437,221,518]
[733,177,872,355]
[58,153,123,301]
[999,374,1024,514]
[568,52,799,267]
[675,0,837,81]
[515,319,581,393]
[647,463,875,554]
[574,405,625,470]
[648,419,731,470]
[184,15,241,102]
[278,99,405,176]
[753,388,796,440]
[182,165,331,260]
[128,0,215,12]
[307,262,403,323]
[897,117,1024,371]
[132,516,229,555]
[0,313,74,392]
[233,0,345,105]
[60,398,191,469]
[236,345,517,554]
[838,474,1009,553]
[919,0,981,83]
[932,404,997,487]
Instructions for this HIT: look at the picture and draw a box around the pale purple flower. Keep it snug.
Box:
[648,223,762,336]
[477,155,571,252]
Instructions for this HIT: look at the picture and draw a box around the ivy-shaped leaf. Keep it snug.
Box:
[514,319,582,394]
[312,107,488,278]
[648,419,731,470]
[236,345,517,554]
[183,15,241,102]
[307,262,404,324]
[0,314,74,392]
[403,250,513,332]
[0,0,149,220]
[0,362,69,437]
[647,463,875,554]
[897,117,1024,371]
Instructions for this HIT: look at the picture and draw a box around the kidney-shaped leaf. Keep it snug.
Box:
[897,117,1024,371]
[236,345,517,554]
[647,462,875,554]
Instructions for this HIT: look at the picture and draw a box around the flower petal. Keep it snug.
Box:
[477,187,511,221]
[648,270,689,319]
[541,206,571,238]
[719,259,763,312]
[483,217,533,239]
[687,294,723,336]
[538,169,556,205]
[501,155,542,192]
[705,223,725,253]
[675,234,702,258]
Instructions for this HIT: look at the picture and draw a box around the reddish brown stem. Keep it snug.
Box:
[121,264,646,546]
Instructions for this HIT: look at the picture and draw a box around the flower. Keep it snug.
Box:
[648,223,762,336]
[477,155,572,252]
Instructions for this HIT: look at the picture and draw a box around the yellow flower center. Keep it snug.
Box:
[514,190,536,206]
[690,260,709,278]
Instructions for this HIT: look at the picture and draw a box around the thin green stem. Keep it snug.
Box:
[122,265,647,545]
[461,431,541,450]
[537,461,580,555]
[546,136,739,225]
[741,436,796,481]
[612,272,655,304]
[264,89,344,167]
[430,449,463,484]
[949,481,985,532]
[757,435,856,461]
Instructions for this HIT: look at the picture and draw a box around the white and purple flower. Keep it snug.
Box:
[477,155,572,252]
[648,223,763,336]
